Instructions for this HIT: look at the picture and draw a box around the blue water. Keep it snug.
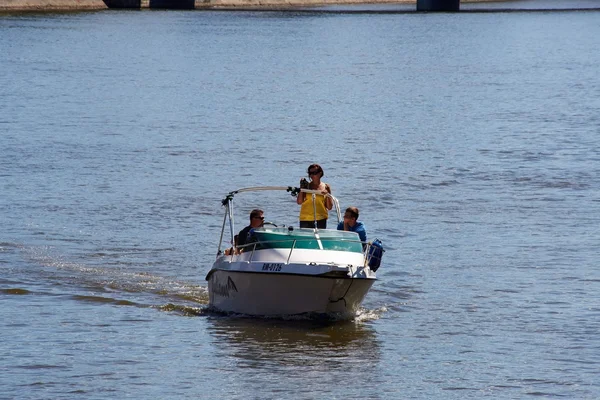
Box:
[1,3,600,399]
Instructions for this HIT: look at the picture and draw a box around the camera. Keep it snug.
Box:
[300,178,309,189]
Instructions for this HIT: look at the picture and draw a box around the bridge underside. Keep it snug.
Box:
[417,0,460,11]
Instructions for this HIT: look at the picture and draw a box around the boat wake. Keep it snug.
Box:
[201,304,386,322]
[14,244,210,314]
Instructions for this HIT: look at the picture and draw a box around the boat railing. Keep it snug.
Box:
[223,236,373,266]
[286,239,297,264]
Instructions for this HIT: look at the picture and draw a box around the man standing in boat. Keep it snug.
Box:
[337,207,367,243]
[297,163,333,229]
[236,209,264,250]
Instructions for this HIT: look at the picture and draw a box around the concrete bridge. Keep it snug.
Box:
[0,0,461,12]
[104,0,461,10]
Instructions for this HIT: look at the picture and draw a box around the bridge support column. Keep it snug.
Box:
[417,0,460,11]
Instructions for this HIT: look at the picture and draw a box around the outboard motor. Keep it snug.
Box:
[367,239,384,272]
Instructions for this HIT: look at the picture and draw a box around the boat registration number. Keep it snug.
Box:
[262,263,283,272]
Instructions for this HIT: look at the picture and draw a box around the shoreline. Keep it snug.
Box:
[0,0,496,12]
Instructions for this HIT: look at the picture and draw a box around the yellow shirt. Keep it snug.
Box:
[299,192,329,221]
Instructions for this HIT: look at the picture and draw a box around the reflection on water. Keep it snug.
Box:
[202,317,385,398]
[207,317,381,370]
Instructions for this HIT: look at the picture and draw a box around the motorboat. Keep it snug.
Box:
[205,186,384,317]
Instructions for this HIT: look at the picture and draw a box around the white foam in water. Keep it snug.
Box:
[18,244,209,309]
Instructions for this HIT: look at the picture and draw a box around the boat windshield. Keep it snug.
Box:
[250,226,364,253]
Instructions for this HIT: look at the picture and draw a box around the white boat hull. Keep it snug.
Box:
[207,268,375,316]
[207,243,377,316]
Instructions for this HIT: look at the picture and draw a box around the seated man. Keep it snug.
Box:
[337,206,367,243]
[236,209,264,251]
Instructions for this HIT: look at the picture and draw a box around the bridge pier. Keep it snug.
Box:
[417,0,460,11]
